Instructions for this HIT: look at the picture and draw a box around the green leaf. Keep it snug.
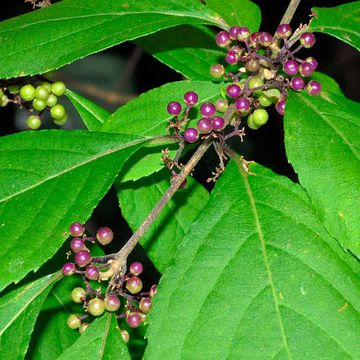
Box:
[58,314,130,359]
[205,0,261,30]
[285,91,360,257]
[145,162,360,359]
[310,2,360,51]
[135,25,223,80]
[0,273,61,359]
[310,72,343,96]
[66,89,110,131]
[0,0,223,79]
[101,80,223,180]
[0,130,146,291]
[117,169,209,273]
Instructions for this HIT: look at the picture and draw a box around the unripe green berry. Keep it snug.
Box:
[248,77,264,95]
[26,115,41,130]
[87,298,106,316]
[20,84,36,102]
[42,82,52,92]
[215,98,228,113]
[262,88,281,102]
[71,287,86,303]
[32,98,47,111]
[0,95,9,107]
[51,81,66,96]
[247,114,260,130]
[0,88,3,97]
[8,85,21,94]
[46,94,58,107]
[252,108,269,127]
[50,104,66,120]
[78,323,89,334]
[67,314,81,329]
[35,86,50,100]
[258,94,272,107]
[53,114,68,126]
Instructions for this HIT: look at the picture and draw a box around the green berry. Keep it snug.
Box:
[67,314,81,330]
[42,82,52,92]
[0,95,9,107]
[0,88,3,97]
[262,88,281,102]
[87,298,106,316]
[46,94,58,107]
[32,98,47,111]
[35,85,50,100]
[53,114,68,126]
[247,114,260,130]
[71,287,86,303]
[252,108,269,127]
[51,81,66,96]
[8,85,21,94]
[79,323,89,334]
[248,77,264,95]
[50,104,66,120]
[20,84,36,102]
[26,115,41,130]
[258,94,272,107]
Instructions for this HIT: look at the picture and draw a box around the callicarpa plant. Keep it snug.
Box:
[0,0,359,359]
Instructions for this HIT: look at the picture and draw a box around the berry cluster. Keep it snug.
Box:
[62,222,157,340]
[0,79,68,129]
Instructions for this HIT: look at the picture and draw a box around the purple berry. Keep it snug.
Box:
[276,24,292,39]
[210,64,225,79]
[167,101,182,116]
[85,266,99,280]
[150,284,157,298]
[183,91,198,106]
[226,84,241,98]
[300,32,316,48]
[305,57,318,70]
[215,31,231,47]
[299,61,314,77]
[96,226,113,245]
[259,32,273,47]
[225,50,238,65]
[275,99,286,116]
[215,98,228,113]
[290,77,305,91]
[183,128,199,143]
[70,237,85,253]
[212,116,225,131]
[283,60,299,75]
[62,262,76,276]
[69,222,85,237]
[200,102,216,117]
[235,98,251,116]
[75,250,92,267]
[306,80,322,96]
[237,27,250,42]
[127,312,142,328]
[129,261,143,276]
[104,294,121,312]
[139,298,152,314]
[197,118,213,134]
[126,276,143,294]
[229,26,241,40]
[249,32,260,47]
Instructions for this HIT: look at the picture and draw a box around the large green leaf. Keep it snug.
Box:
[0,130,147,291]
[101,80,223,180]
[66,89,110,131]
[285,91,360,257]
[58,313,130,359]
[117,169,209,273]
[0,273,61,360]
[310,2,360,51]
[145,162,360,359]
[0,0,223,79]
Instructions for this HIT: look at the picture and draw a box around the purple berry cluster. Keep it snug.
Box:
[62,222,157,339]
[210,24,321,123]
[0,79,68,129]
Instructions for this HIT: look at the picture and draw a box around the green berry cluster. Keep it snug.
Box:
[62,222,157,339]
[0,79,68,130]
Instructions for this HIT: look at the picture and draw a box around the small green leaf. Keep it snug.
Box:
[0,130,147,291]
[101,80,223,180]
[0,273,61,359]
[0,0,223,79]
[310,2,360,51]
[117,169,209,273]
[145,162,360,359]
[66,89,110,131]
[285,91,360,257]
[205,0,261,30]
[57,314,130,359]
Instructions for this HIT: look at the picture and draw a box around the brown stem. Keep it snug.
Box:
[280,0,301,25]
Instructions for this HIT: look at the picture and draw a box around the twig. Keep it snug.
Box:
[280,0,301,25]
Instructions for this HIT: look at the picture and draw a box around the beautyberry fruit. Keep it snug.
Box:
[35,85,50,100]
[226,83,241,98]
[20,84,36,102]
[183,91,198,106]
[96,226,113,245]
[0,95,8,107]
[245,58,260,73]
[197,118,213,134]
[85,266,99,281]
[126,276,143,294]
[67,314,81,329]
[235,98,251,116]
[79,323,89,334]
[150,284,157,298]
[62,262,76,276]
[26,115,41,130]
[46,94,58,107]
[127,312,141,328]
[237,27,250,42]
[129,261,143,276]
[139,298,152,314]
[300,32,316,48]
[275,99,286,116]
[167,101,182,116]
[183,128,199,143]
[305,57,318,70]
[258,94,272,107]
[212,116,225,131]
[200,102,216,117]
[75,250,92,267]
[259,32,273,47]
[229,26,241,40]
[71,287,86,303]
[248,77,264,93]
[8,85,21,94]
[275,24,292,39]
[32,98,47,111]
[283,60,299,76]
[51,81,66,96]
[210,64,225,79]
[215,31,231,47]
[50,104,66,120]
[87,298,105,316]
[290,77,305,91]
[121,329,130,343]
[104,294,121,312]
[69,222,85,237]
[215,98,228,113]
[306,80,322,96]
[70,237,85,253]
[225,50,238,65]
[252,108,269,127]
[299,62,314,77]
